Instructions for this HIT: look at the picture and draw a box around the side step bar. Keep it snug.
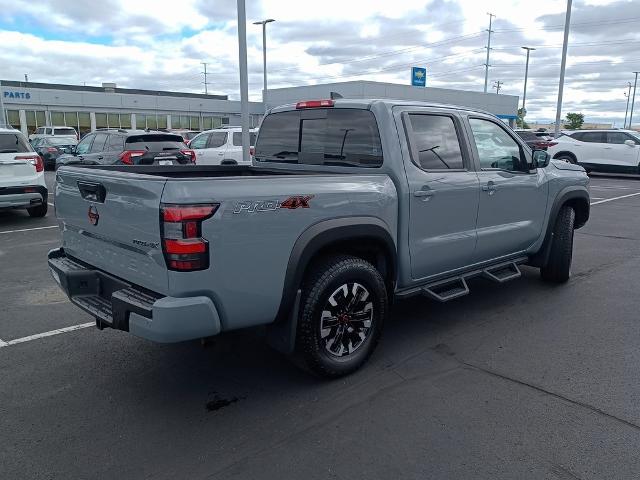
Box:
[419,260,523,303]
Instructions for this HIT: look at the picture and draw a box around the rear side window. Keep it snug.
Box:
[208,132,227,148]
[105,134,125,151]
[90,133,108,153]
[125,134,185,152]
[407,114,464,170]
[573,132,605,143]
[0,133,32,153]
[255,109,383,167]
[36,127,45,134]
[232,132,257,146]
[516,131,537,141]
[190,133,210,149]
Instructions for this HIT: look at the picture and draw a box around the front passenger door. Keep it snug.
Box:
[468,117,549,263]
[604,131,640,171]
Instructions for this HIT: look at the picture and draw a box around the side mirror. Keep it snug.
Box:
[624,139,636,147]
[532,149,550,169]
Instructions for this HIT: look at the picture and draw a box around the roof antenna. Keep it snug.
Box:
[330,91,343,100]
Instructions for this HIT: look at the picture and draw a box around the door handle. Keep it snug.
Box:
[97,155,104,160]
[414,188,434,199]
[482,181,497,194]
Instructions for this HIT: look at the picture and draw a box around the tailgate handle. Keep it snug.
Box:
[77,181,106,203]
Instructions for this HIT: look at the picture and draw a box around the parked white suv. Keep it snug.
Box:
[29,126,78,142]
[547,129,640,174]
[190,127,257,165]
[0,128,48,217]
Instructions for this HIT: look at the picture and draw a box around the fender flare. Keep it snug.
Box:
[528,185,589,267]
[266,217,397,354]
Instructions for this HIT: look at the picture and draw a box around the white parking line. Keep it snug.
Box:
[0,322,94,348]
[0,225,58,235]
[590,192,640,206]
[48,202,55,207]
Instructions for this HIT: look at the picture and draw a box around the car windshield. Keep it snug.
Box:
[49,137,78,146]
[0,132,32,153]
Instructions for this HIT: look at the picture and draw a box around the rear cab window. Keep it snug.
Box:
[54,128,77,136]
[255,108,383,167]
[125,134,185,152]
[232,132,257,146]
[0,132,33,153]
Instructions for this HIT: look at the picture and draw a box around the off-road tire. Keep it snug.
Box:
[296,255,387,378]
[27,202,48,218]
[541,206,575,283]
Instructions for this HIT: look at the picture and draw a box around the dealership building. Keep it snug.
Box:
[1,79,519,136]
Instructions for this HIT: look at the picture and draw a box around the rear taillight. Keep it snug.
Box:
[118,150,146,165]
[180,149,196,163]
[46,147,58,153]
[15,155,44,172]
[249,146,255,156]
[161,204,219,271]
[534,141,557,149]
[296,99,334,109]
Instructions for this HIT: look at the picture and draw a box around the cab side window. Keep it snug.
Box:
[469,118,526,172]
[208,132,227,148]
[574,132,605,143]
[190,133,210,149]
[407,114,465,170]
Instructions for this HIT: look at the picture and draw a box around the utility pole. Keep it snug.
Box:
[629,72,639,130]
[201,62,209,95]
[253,19,275,113]
[483,13,495,93]
[24,74,28,83]
[521,47,535,121]
[624,82,632,128]
[554,0,572,137]
[237,0,250,164]
[493,80,503,94]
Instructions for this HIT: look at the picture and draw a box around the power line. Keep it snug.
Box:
[493,15,640,34]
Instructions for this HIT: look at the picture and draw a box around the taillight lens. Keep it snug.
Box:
[46,147,58,153]
[249,146,255,157]
[15,155,44,172]
[119,150,146,165]
[180,149,196,163]
[161,203,219,271]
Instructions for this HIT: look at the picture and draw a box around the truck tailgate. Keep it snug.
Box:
[55,167,169,294]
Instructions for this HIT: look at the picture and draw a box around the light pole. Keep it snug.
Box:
[521,47,535,124]
[624,82,632,128]
[237,0,250,163]
[483,13,495,93]
[629,72,639,130]
[0,80,6,128]
[554,0,572,137]
[253,18,275,113]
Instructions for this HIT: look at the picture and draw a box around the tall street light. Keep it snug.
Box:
[554,0,572,137]
[629,72,639,130]
[253,18,275,113]
[521,47,535,125]
[624,82,632,128]
[237,0,250,164]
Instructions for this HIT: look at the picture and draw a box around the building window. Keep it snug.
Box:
[51,111,65,126]
[107,113,120,128]
[157,114,167,129]
[7,110,20,129]
[78,112,91,137]
[95,113,108,129]
[24,110,47,135]
[120,113,132,129]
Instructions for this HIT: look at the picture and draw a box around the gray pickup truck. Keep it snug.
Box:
[48,99,590,377]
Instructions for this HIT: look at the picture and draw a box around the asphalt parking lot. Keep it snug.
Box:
[2,171,640,479]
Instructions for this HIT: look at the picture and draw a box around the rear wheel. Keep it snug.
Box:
[541,206,575,283]
[296,255,387,378]
[556,153,576,164]
[27,202,48,218]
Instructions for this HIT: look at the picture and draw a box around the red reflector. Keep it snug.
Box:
[169,260,204,270]
[164,239,206,254]
[184,221,198,238]
[162,204,219,222]
[296,99,335,109]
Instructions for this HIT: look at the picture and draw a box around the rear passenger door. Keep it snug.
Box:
[467,117,548,263]
[402,110,480,280]
[82,132,108,165]
[103,134,125,164]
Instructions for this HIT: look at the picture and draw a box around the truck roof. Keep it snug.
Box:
[269,98,495,117]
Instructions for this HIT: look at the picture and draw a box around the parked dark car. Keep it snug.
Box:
[55,129,196,169]
[515,130,557,150]
[31,136,78,170]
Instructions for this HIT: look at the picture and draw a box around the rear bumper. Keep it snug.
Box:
[47,248,221,343]
[0,185,47,209]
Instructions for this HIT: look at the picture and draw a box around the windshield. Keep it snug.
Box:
[49,137,78,146]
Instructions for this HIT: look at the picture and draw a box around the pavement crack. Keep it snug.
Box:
[576,231,638,241]
[462,361,640,433]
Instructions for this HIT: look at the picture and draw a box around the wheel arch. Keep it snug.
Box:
[266,217,397,354]
[553,151,577,163]
[528,186,589,267]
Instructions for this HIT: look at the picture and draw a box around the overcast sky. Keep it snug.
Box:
[0,0,638,124]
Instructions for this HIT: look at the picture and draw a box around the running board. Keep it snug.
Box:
[482,261,521,283]
[422,277,469,302]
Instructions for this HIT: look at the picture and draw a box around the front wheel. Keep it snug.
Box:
[541,206,575,283]
[296,255,387,378]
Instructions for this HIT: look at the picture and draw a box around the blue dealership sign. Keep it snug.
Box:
[411,67,426,87]
[3,90,31,100]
